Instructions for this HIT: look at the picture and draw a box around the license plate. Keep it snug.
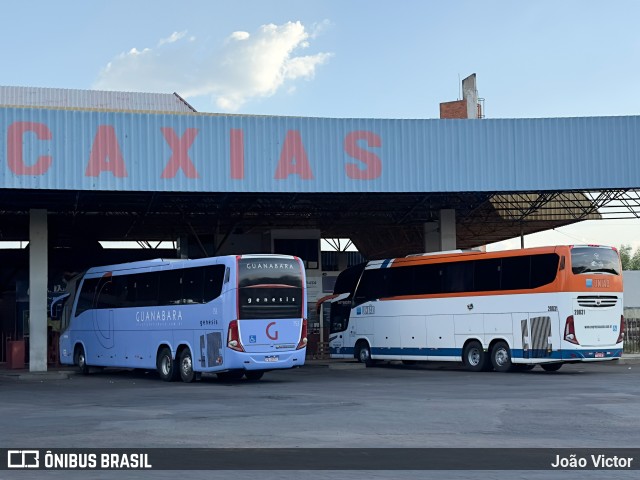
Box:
[595,352,604,358]
[265,355,279,362]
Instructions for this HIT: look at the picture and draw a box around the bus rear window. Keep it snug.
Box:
[237,257,303,320]
[571,247,620,275]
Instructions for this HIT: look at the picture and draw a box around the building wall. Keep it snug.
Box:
[624,271,640,308]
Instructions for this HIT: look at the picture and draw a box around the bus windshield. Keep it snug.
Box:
[571,247,620,275]
[329,263,366,334]
[237,257,303,319]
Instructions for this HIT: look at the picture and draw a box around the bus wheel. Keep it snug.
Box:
[245,371,265,381]
[463,341,489,372]
[157,347,178,382]
[357,342,375,367]
[179,348,196,383]
[75,346,89,375]
[491,341,514,373]
[541,363,563,372]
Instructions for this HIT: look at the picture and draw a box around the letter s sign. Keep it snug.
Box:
[266,322,279,341]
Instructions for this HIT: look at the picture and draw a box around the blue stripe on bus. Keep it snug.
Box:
[371,347,460,357]
[331,347,622,360]
[381,259,392,269]
[512,349,622,360]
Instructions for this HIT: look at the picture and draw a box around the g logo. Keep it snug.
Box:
[266,322,279,340]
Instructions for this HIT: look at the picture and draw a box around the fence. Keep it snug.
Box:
[625,317,640,353]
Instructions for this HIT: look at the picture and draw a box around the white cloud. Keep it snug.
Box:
[157,31,188,46]
[93,21,332,111]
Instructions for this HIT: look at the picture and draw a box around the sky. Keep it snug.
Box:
[2,0,640,252]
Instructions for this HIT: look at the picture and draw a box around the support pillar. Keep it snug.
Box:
[177,235,189,259]
[423,209,457,253]
[440,209,457,251]
[29,209,48,372]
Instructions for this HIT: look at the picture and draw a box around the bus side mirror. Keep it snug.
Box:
[50,293,70,319]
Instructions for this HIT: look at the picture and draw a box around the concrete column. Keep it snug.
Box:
[423,222,441,253]
[29,209,48,372]
[177,235,189,259]
[439,209,457,251]
[337,252,349,271]
[423,209,457,253]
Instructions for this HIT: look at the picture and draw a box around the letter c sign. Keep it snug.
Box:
[266,322,279,340]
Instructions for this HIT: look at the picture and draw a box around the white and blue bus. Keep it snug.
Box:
[322,245,624,372]
[52,254,308,382]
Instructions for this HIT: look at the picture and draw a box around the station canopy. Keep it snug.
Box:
[2,86,640,259]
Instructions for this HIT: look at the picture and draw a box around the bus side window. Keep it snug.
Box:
[501,256,531,290]
[96,277,118,309]
[442,262,473,293]
[353,269,387,306]
[203,265,226,302]
[182,267,205,304]
[530,253,560,288]
[411,263,442,295]
[159,269,182,305]
[136,272,160,307]
[75,278,100,316]
[473,258,501,292]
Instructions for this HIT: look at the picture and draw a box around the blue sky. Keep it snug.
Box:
[2,0,640,250]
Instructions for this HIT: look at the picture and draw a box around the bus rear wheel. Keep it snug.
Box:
[541,363,563,372]
[463,341,490,372]
[75,346,89,375]
[157,347,179,382]
[490,341,514,373]
[179,348,196,383]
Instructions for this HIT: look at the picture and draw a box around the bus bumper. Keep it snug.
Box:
[227,349,306,370]
[560,349,623,361]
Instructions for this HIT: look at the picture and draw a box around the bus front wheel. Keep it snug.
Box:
[357,342,376,367]
[179,348,196,383]
[463,341,490,372]
[157,347,179,382]
[75,346,89,375]
[491,341,514,373]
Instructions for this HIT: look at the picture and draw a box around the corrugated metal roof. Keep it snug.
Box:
[1,104,639,193]
[0,86,195,113]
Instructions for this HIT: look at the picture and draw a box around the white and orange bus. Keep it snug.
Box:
[324,245,624,372]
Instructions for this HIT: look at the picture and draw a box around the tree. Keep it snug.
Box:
[620,244,633,270]
[631,248,640,270]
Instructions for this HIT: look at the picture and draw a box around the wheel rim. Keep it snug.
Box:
[359,346,370,362]
[495,347,509,367]
[161,356,171,376]
[181,355,192,376]
[468,347,480,366]
[78,352,85,368]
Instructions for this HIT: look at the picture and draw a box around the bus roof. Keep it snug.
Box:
[83,253,300,275]
[366,244,617,269]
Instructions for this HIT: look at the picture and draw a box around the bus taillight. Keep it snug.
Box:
[564,315,579,345]
[296,318,308,350]
[617,315,625,344]
[227,320,245,352]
